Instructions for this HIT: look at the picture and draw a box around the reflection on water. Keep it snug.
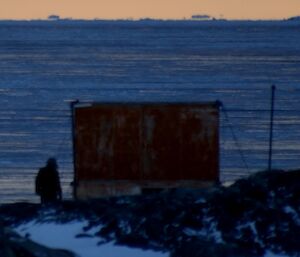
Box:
[0,20,300,203]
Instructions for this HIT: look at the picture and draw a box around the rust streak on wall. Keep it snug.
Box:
[74,102,219,198]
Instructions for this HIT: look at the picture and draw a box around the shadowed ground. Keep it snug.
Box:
[1,169,300,257]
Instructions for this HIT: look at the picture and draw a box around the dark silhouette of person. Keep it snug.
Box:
[35,158,62,204]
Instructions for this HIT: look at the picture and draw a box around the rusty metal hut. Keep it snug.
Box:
[71,101,220,199]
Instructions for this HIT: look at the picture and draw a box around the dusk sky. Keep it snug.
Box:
[1,0,300,20]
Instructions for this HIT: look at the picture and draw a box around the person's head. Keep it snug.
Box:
[46,158,58,169]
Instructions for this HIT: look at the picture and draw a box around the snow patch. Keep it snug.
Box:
[264,250,290,257]
[236,221,265,248]
[183,217,223,243]
[283,206,300,226]
[15,220,169,257]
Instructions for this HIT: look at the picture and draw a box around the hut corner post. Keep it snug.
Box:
[70,100,79,199]
[268,85,276,172]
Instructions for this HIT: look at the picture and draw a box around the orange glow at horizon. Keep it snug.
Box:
[1,0,300,20]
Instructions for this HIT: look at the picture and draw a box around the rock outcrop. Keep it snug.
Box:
[1,169,300,256]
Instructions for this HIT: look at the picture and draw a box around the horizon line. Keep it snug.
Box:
[0,16,299,22]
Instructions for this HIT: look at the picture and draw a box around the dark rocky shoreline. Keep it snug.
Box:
[1,169,300,257]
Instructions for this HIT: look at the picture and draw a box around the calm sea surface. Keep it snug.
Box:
[0,20,300,203]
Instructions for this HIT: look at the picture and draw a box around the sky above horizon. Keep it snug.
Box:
[1,0,300,20]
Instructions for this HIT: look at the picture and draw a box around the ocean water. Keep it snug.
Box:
[0,20,300,203]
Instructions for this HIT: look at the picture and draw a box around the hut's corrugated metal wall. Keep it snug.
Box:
[74,103,219,199]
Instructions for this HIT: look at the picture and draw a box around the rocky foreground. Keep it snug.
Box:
[1,169,300,257]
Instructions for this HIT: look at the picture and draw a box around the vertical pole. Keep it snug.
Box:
[268,85,276,172]
[70,100,79,199]
[215,100,222,185]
